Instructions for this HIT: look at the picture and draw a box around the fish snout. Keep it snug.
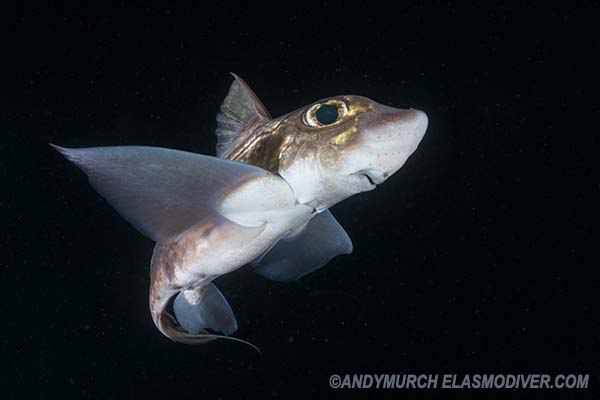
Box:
[369,106,428,143]
[355,105,428,182]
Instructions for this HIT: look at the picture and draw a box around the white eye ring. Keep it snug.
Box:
[302,100,349,127]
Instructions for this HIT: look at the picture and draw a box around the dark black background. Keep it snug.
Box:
[2,1,599,399]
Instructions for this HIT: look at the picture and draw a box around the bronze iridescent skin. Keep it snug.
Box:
[53,74,428,348]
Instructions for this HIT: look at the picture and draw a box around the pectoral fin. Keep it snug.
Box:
[51,144,277,241]
[252,210,353,282]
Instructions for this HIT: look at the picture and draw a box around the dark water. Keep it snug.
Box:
[3,2,599,399]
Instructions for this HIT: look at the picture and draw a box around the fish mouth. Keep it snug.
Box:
[362,173,376,186]
[355,168,386,187]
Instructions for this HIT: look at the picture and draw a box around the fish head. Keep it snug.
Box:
[276,95,428,211]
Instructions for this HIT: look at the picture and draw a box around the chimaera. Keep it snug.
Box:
[52,74,428,349]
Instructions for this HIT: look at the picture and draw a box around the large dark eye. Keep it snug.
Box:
[303,99,348,127]
[315,104,339,125]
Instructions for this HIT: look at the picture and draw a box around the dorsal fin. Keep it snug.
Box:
[215,73,271,158]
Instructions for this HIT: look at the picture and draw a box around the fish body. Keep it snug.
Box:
[53,74,428,345]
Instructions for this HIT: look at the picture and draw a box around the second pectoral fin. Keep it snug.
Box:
[251,210,353,282]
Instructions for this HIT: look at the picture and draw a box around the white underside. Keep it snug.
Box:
[170,173,315,286]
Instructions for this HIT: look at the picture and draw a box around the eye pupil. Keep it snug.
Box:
[315,104,339,125]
